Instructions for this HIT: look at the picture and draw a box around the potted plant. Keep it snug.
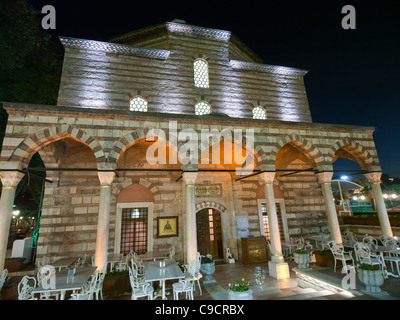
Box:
[357,264,385,294]
[228,278,253,300]
[102,270,131,295]
[293,249,310,269]
[200,254,215,282]
[313,249,334,267]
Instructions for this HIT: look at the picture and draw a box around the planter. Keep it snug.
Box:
[4,258,25,272]
[357,268,385,294]
[313,251,334,267]
[228,289,253,300]
[294,253,310,270]
[102,274,131,295]
[200,262,215,282]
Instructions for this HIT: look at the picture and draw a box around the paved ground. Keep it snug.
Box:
[104,260,400,300]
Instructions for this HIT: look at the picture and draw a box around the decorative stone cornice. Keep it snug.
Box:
[166,22,231,41]
[59,37,170,60]
[230,60,308,77]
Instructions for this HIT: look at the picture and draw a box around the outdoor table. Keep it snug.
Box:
[306,236,331,249]
[52,257,80,271]
[33,266,97,300]
[144,259,184,300]
[281,241,297,259]
[141,251,168,261]
[108,253,123,272]
[373,245,400,279]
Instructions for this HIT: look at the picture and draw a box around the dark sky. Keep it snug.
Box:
[30,0,400,178]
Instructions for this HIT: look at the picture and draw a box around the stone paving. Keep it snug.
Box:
[104,260,400,300]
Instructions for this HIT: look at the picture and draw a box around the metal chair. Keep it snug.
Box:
[128,265,154,300]
[183,252,202,295]
[382,238,400,276]
[328,240,355,273]
[18,276,38,300]
[92,271,106,300]
[354,242,384,271]
[173,277,194,300]
[0,269,8,292]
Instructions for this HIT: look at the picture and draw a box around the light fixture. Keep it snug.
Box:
[12,210,20,216]
[360,196,365,200]
[341,176,349,180]
[383,194,388,199]
[391,194,397,199]
[353,196,358,200]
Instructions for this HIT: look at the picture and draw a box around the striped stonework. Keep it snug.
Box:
[0,21,384,263]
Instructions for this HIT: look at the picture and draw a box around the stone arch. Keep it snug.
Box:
[108,127,179,166]
[195,201,227,214]
[329,138,373,171]
[9,124,106,167]
[112,177,160,199]
[258,133,325,170]
[197,129,260,169]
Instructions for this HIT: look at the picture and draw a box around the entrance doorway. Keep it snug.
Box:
[196,208,223,259]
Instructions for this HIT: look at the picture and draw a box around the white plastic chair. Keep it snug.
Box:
[128,265,154,300]
[0,269,8,292]
[115,252,133,272]
[328,240,355,273]
[18,276,38,300]
[70,293,90,300]
[173,278,194,300]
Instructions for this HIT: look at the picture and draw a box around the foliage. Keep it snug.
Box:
[106,270,129,277]
[294,249,308,254]
[229,278,250,292]
[358,264,380,271]
[201,254,214,264]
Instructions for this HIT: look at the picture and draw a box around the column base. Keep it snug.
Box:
[268,261,290,280]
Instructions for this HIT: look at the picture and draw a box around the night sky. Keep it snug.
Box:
[29,0,400,178]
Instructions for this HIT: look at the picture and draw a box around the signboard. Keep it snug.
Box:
[195,183,222,197]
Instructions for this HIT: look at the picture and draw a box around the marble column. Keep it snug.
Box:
[182,171,198,264]
[365,172,393,237]
[316,172,342,243]
[0,170,24,271]
[94,171,115,272]
[259,172,290,280]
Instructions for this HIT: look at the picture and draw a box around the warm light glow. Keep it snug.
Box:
[383,194,388,199]
[341,176,348,180]
[12,210,20,216]
[391,194,397,199]
[353,196,358,200]
[360,195,365,200]
[276,264,290,280]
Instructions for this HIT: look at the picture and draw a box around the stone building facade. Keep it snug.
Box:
[0,21,392,278]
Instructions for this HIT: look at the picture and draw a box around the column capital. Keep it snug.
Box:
[258,171,276,184]
[316,171,334,184]
[0,171,24,187]
[364,172,382,184]
[97,171,116,186]
[182,171,198,185]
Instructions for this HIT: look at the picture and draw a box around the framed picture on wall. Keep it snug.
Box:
[157,216,179,238]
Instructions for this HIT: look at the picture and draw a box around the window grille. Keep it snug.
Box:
[194,59,209,88]
[195,101,211,115]
[129,96,148,112]
[120,208,148,254]
[253,106,266,120]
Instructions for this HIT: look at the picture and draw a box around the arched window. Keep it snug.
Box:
[195,101,211,116]
[194,58,209,88]
[253,106,266,120]
[129,96,148,112]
